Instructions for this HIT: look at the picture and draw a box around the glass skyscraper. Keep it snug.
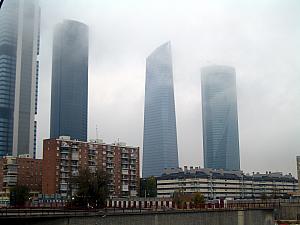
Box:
[0,0,40,157]
[201,65,240,171]
[50,20,89,142]
[143,42,179,177]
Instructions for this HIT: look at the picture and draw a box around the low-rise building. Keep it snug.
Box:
[157,167,298,199]
[42,136,140,198]
[0,155,43,205]
[0,155,42,193]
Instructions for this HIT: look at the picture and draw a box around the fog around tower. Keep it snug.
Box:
[36,0,300,175]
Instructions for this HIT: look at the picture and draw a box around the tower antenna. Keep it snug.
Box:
[96,124,99,140]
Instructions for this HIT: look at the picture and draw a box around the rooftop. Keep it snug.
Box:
[158,166,297,182]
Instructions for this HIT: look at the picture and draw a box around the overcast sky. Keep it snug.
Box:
[36,0,300,176]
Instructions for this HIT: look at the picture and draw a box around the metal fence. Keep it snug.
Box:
[1,199,300,218]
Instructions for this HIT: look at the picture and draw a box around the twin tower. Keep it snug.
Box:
[143,42,240,177]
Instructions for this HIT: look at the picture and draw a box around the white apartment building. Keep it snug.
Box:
[157,167,298,199]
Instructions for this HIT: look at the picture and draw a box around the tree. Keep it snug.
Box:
[192,192,205,206]
[140,176,157,197]
[10,185,30,207]
[172,189,185,208]
[71,167,110,208]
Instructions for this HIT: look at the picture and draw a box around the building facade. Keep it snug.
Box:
[0,155,42,193]
[157,167,298,199]
[0,0,40,157]
[50,20,89,141]
[201,65,240,171]
[143,42,179,177]
[42,137,139,198]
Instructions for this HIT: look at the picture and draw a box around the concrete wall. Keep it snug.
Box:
[1,209,274,225]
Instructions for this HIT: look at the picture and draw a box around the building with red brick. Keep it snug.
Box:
[42,136,140,198]
[0,155,42,193]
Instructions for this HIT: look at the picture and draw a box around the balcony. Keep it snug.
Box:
[60,184,68,191]
[60,155,69,160]
[60,174,69,179]
[130,190,137,196]
[88,155,95,161]
[130,183,137,187]
[60,162,68,167]
[130,166,136,170]
[88,161,96,166]
[121,149,129,154]
[60,168,69,173]
[60,147,69,154]
[107,169,114,174]
[5,169,18,175]
[107,164,114,169]
[88,150,96,156]
[71,170,79,176]
[107,153,114,158]
[130,160,136,165]
[71,153,79,160]
[122,185,129,191]
[121,154,128,159]
[3,176,17,184]
[89,166,96,173]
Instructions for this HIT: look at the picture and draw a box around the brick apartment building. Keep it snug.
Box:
[42,136,140,198]
[0,155,43,193]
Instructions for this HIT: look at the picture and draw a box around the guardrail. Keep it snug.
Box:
[0,203,279,218]
[1,199,299,218]
[0,208,103,217]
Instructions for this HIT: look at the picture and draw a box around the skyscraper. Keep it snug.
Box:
[201,65,240,171]
[143,42,179,177]
[0,0,40,157]
[50,20,89,141]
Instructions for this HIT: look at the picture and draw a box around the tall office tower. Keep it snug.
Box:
[142,42,179,177]
[50,20,89,141]
[0,0,40,157]
[201,65,240,171]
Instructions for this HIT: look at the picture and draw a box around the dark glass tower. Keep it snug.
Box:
[0,0,40,157]
[142,42,179,177]
[201,65,240,171]
[50,20,89,141]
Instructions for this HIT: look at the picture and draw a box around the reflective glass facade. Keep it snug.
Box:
[50,20,89,141]
[143,42,179,177]
[0,0,39,157]
[201,65,240,171]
